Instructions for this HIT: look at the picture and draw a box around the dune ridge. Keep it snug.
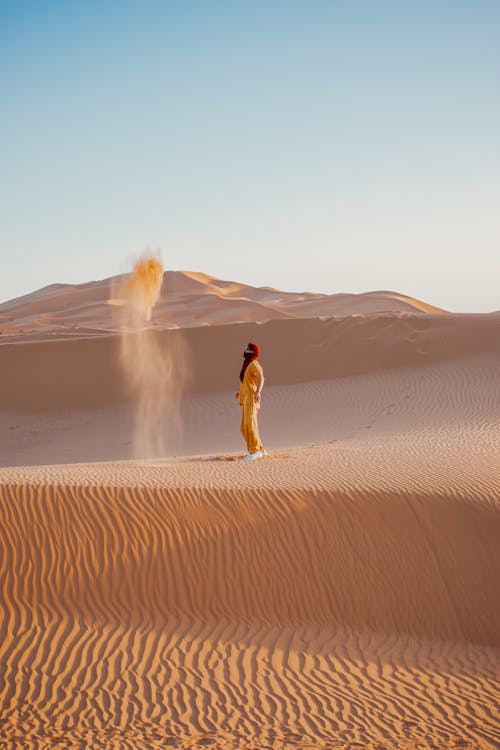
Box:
[0,271,447,340]
[2,454,499,642]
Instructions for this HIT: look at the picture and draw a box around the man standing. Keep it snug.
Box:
[236,342,266,460]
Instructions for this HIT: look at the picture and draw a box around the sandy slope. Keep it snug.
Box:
[0,311,498,414]
[0,275,499,749]
[1,349,498,467]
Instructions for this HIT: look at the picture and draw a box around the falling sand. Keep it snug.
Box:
[116,256,183,459]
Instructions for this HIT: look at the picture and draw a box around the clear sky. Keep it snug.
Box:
[1,0,499,311]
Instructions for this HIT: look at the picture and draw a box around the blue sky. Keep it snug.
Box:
[1,0,499,311]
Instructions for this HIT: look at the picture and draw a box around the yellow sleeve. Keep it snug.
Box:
[249,360,263,377]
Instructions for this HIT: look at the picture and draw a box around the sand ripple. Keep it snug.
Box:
[1,436,499,749]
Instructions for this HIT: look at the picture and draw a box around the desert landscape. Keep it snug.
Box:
[0,266,499,749]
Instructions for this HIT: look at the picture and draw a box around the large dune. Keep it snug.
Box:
[0,270,446,340]
[0,272,499,749]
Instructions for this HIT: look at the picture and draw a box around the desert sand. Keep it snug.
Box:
[0,271,499,749]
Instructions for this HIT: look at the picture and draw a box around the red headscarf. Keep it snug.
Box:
[240,342,260,382]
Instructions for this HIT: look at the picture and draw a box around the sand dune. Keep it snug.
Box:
[0,272,499,748]
[0,310,498,414]
[0,270,446,339]
[1,431,499,748]
[1,347,498,467]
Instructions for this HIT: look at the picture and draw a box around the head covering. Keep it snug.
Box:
[245,342,260,357]
[240,342,260,381]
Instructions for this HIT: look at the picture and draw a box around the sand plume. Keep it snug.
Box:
[115,255,183,459]
[122,256,164,322]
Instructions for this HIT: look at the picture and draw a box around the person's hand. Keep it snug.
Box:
[235,392,239,400]
[254,393,261,404]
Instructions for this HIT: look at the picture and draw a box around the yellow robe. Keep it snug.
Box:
[238,360,264,454]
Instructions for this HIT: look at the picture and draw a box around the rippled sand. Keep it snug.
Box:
[0,276,499,748]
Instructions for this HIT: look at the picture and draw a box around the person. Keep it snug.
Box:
[236,342,266,460]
